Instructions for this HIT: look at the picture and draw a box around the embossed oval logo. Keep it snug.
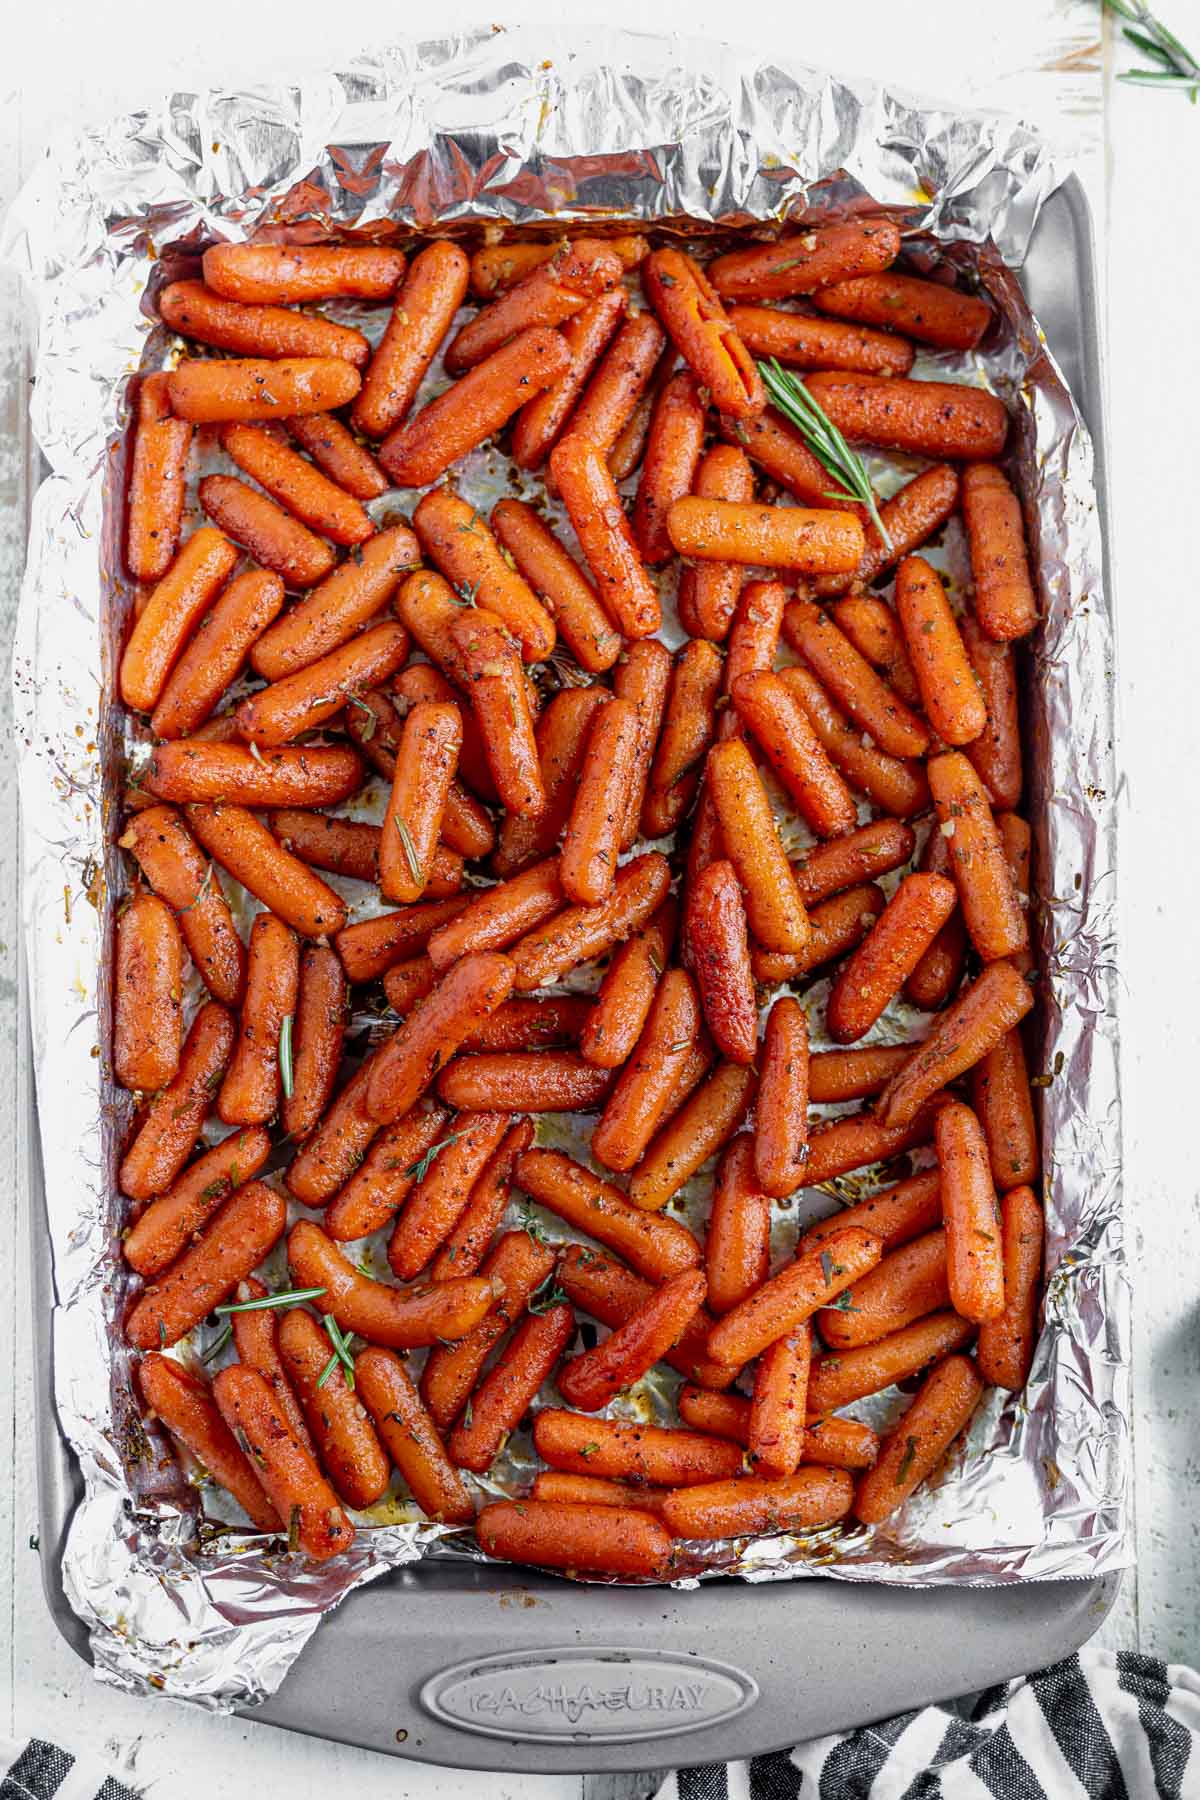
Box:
[420,1645,758,1742]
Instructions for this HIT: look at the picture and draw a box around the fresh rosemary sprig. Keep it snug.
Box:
[405,1131,464,1184]
[213,1285,325,1317]
[278,1014,294,1101]
[1104,0,1199,97]
[758,358,892,553]
[316,1314,357,1390]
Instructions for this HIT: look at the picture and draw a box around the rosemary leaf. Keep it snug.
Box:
[278,1013,294,1101]
[758,358,892,553]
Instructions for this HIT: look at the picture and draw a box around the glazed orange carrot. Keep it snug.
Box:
[592,970,703,1172]
[383,956,437,1019]
[414,487,556,663]
[792,822,916,906]
[492,687,608,877]
[895,556,986,746]
[580,899,677,1070]
[666,1465,855,1538]
[285,413,388,500]
[429,1117,534,1280]
[534,1408,743,1486]
[476,1500,671,1576]
[119,1001,235,1200]
[749,882,886,986]
[783,599,930,759]
[613,638,673,849]
[460,995,592,1054]
[706,1228,882,1368]
[831,585,925,703]
[929,752,1028,962]
[123,1126,271,1277]
[203,242,406,304]
[675,444,754,640]
[804,370,1008,461]
[288,1221,499,1347]
[705,1135,772,1315]
[643,247,764,418]
[728,303,913,375]
[826,873,958,1044]
[808,1312,976,1415]
[973,1029,1039,1192]
[996,811,1034,978]
[199,474,334,588]
[531,1471,675,1518]
[558,1268,708,1413]
[706,737,810,955]
[351,240,471,437]
[438,1051,613,1113]
[799,1170,942,1258]
[754,997,810,1200]
[125,1180,287,1349]
[420,1229,554,1428]
[450,609,545,817]
[228,1276,317,1460]
[470,236,646,297]
[677,1387,880,1471]
[366,953,517,1124]
[138,1354,280,1531]
[685,861,757,1066]
[902,828,966,1012]
[550,434,662,639]
[323,1105,452,1242]
[819,1230,949,1350]
[668,498,864,574]
[517,1148,701,1280]
[279,945,346,1141]
[976,1185,1044,1390]
[212,1364,353,1559]
[450,1301,575,1471]
[355,1347,475,1523]
[168,357,360,425]
[277,1308,391,1508]
[284,1053,379,1205]
[561,699,641,904]
[160,279,370,365]
[386,1112,512,1280]
[251,526,419,680]
[749,1325,811,1478]
[629,1060,756,1213]
[113,893,184,1094]
[120,529,240,713]
[568,310,668,452]
[217,913,299,1126]
[511,288,629,470]
[722,580,786,698]
[720,407,863,513]
[125,372,193,584]
[268,811,379,885]
[631,371,707,564]
[708,219,902,302]
[935,1100,1005,1323]
[814,272,991,351]
[793,1102,939,1193]
[491,499,622,673]
[334,898,470,985]
[220,423,373,546]
[813,464,961,602]
[119,806,245,1006]
[962,616,1022,810]
[640,640,722,838]
[186,804,347,939]
[445,242,622,375]
[378,701,462,905]
[428,862,564,974]
[556,1244,734,1392]
[853,1354,983,1525]
[732,670,858,840]
[780,665,930,819]
[509,852,671,992]
[962,464,1038,641]
[150,571,283,740]
[806,1046,912,1105]
[236,621,410,747]
[391,662,495,801]
[380,326,571,488]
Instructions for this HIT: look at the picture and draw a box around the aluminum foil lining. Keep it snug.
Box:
[3,21,1125,1712]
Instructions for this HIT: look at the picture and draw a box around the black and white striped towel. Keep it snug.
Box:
[0,1740,138,1800]
[659,1653,1200,1799]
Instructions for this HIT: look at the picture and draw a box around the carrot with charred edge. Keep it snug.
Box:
[799,1170,942,1257]
[512,288,628,473]
[685,862,757,1066]
[428,863,565,976]
[168,357,360,425]
[974,1029,1039,1192]
[561,700,640,905]
[977,1185,1044,1390]
[491,501,622,675]
[784,599,931,759]
[558,1269,708,1414]
[629,1060,756,1214]
[492,688,607,878]
[531,1472,675,1519]
[378,702,462,906]
[148,740,364,811]
[217,913,299,1126]
[119,806,246,1006]
[125,1180,286,1349]
[962,464,1038,641]
[509,852,670,993]
[705,1136,772,1316]
[793,822,916,906]
[380,326,572,488]
[780,666,930,819]
[203,242,406,305]
[285,1056,379,1206]
[750,882,886,985]
[706,738,811,955]
[808,1312,976,1415]
[804,371,1008,462]
[386,1112,512,1280]
[413,487,556,663]
[470,236,646,296]
[676,1388,881,1472]
[895,556,986,746]
[642,248,764,419]
[120,529,239,713]
[591,970,702,1172]
[516,1149,701,1281]
[159,280,370,367]
[755,997,810,1200]
[278,1309,391,1508]
[853,1355,983,1525]
[962,615,1022,810]
[220,424,373,546]
[580,900,678,1070]
[614,639,673,849]
[929,752,1028,962]
[996,811,1034,979]
[814,464,961,602]
[450,609,545,818]
[251,526,419,680]
[138,1355,280,1532]
[119,1001,235,1201]
[820,1231,950,1351]
[668,1466,855,1539]
[429,1118,534,1280]
[355,1348,474,1523]
[284,415,388,499]
[351,241,471,438]
[677,444,755,640]
[827,593,923,710]
[826,873,959,1045]
[126,373,193,584]
[230,1276,316,1460]
[450,1302,575,1471]
[420,1230,554,1428]
[642,640,722,838]
[186,804,346,940]
[631,371,707,564]
[445,243,622,375]
[668,498,864,575]
[935,1100,1005,1323]
[334,898,471,985]
[814,273,991,352]
[798,1100,941,1186]
[199,475,334,589]
[123,1126,271,1278]
[323,1105,452,1242]
[438,1052,613,1114]
[549,434,662,639]
[706,1228,882,1368]
[709,219,901,302]
[534,1409,743,1486]
[383,957,437,1018]
[288,1222,499,1348]
[461,995,592,1053]
[720,409,865,514]
[557,1244,734,1392]
[212,1364,353,1559]
[151,570,284,740]
[477,1500,672,1578]
[732,670,859,840]
[728,304,913,377]
[366,953,517,1125]
[806,1045,912,1104]
[113,893,184,1094]
[749,1326,811,1478]
[236,622,411,747]
[269,812,380,886]
[568,311,668,452]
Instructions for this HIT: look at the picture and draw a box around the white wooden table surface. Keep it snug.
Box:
[1,0,1196,1791]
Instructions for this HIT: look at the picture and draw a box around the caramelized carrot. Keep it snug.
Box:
[414,486,555,663]
[929,752,1028,962]
[516,1148,701,1281]
[705,1136,772,1315]
[780,665,930,819]
[550,434,662,639]
[438,1051,613,1113]
[125,1180,287,1349]
[557,1244,734,1392]
[138,1354,279,1532]
[251,525,419,680]
[450,1301,576,1471]
[973,1029,1039,1192]
[186,804,347,939]
[784,599,930,759]
[217,912,299,1125]
[470,236,646,296]
[428,861,565,974]
[728,304,913,376]
[561,699,640,903]
[806,371,1008,462]
[383,956,437,1018]
[429,1118,534,1280]
[750,883,886,986]
[643,248,764,418]
[511,287,628,469]
[614,638,673,848]
[229,1277,316,1461]
[792,821,916,906]
[755,997,810,1199]
[120,528,240,713]
[667,1465,856,1538]
[119,1001,235,1200]
[808,1313,976,1416]
[826,873,958,1044]
[285,1056,381,1207]
[806,1045,912,1105]
[534,1408,742,1486]
[813,465,960,602]
[632,371,707,563]
[580,899,678,1069]
[668,498,864,575]
[976,1185,1044,1390]
[160,279,370,366]
[935,1100,1005,1323]
[334,897,471,985]
[509,852,671,992]
[642,640,722,837]
[351,240,471,438]
[379,701,462,905]
[706,737,810,954]
[559,1269,707,1413]
[895,555,986,746]
[420,1229,554,1428]
[366,953,517,1124]
[386,1112,512,1280]
[962,463,1038,641]
[119,806,246,1006]
[445,242,622,374]
[151,570,285,740]
[123,1126,271,1278]
[732,670,858,839]
[285,414,388,500]
[677,1387,879,1472]
[277,1308,390,1508]
[323,1105,453,1243]
[212,1364,353,1559]
[113,893,184,1094]
[355,1347,474,1522]
[853,1355,983,1525]
[287,1221,498,1348]
[493,687,609,877]
[677,444,755,640]
[707,1228,882,1368]
[125,372,193,584]
[460,995,592,1054]
[721,408,861,511]
[235,620,410,746]
[220,423,373,545]
[592,970,703,1172]
[708,219,902,302]
[477,1499,671,1577]
[168,357,360,424]
[531,1471,675,1519]
[268,811,379,885]
[799,1170,942,1258]
[568,310,668,451]
[199,474,334,588]
[996,811,1034,979]
[814,273,991,352]
[750,1325,811,1478]
[203,242,406,305]
[491,499,622,673]
[723,578,787,696]
[819,1230,949,1350]
[685,860,757,1065]
[903,827,967,1012]
[451,609,545,817]
[628,1060,756,1214]
[962,615,1023,810]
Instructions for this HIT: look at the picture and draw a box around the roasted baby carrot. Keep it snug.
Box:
[123,1126,271,1277]
[806,1045,912,1104]
[677,444,755,640]
[749,883,885,986]
[268,811,379,885]
[706,1227,882,1368]
[665,1465,855,1538]
[322,1104,451,1242]
[962,615,1023,810]
[511,288,628,470]
[826,873,958,1043]
[366,953,517,1124]
[631,371,707,563]
[996,812,1034,979]
[351,240,471,438]
[379,701,462,905]
[151,570,285,740]
[212,1364,353,1559]
[792,821,916,906]
[685,860,757,1065]
[168,357,360,424]
[973,1028,1039,1192]
[935,1100,1005,1323]
[558,1268,707,1413]
[119,806,246,1006]
[754,997,810,1199]
[113,892,184,1094]
[334,898,470,985]
[550,434,662,639]
[251,525,419,679]
[677,1387,879,1471]
[491,499,622,673]
[451,608,545,817]
[750,1325,811,1478]
[853,1354,983,1525]
[203,242,406,304]
[429,1118,534,1280]
[961,464,1038,641]
[278,1308,391,1508]
[629,1060,756,1213]
[668,498,864,575]
[288,1221,498,1347]
[530,1472,675,1518]
[120,528,240,713]
[799,1099,940,1186]
[285,413,388,500]
[642,639,722,837]
[799,1169,942,1257]
[804,371,1008,461]
[420,1229,554,1428]
[780,665,930,819]
[592,970,703,1172]
[186,804,346,939]
[509,852,670,992]
[929,752,1028,962]
[819,1230,949,1350]
[217,912,299,1126]
[827,592,922,708]
[476,1500,672,1577]
[285,1055,379,1206]
[705,1135,772,1315]
[138,1353,279,1532]
[493,687,609,877]
[199,474,334,588]
[461,995,592,1053]
[125,1180,287,1349]
[445,241,622,374]
[895,555,986,746]
[902,828,966,1012]
[236,620,410,746]
[119,1000,235,1200]
[814,464,961,602]
[561,699,640,904]
[643,248,764,418]
[708,219,901,302]
[517,1148,701,1280]
[438,1051,613,1113]
[414,486,556,663]
[614,638,673,848]
[732,669,858,840]
[428,860,565,973]
[813,273,991,352]
[383,956,437,1018]
[721,580,786,698]
[220,423,373,546]
[280,944,345,1141]
[557,1244,734,1392]
[727,303,913,376]
[392,661,495,801]
[721,407,860,511]
[784,599,930,759]
[580,900,677,1070]
[160,279,370,365]
[880,961,1034,1130]
[470,236,645,296]
[229,1277,317,1460]
[568,310,668,452]
[534,1409,742,1486]
[355,1347,474,1523]
[976,1185,1044,1390]
[706,737,810,954]
[125,372,193,584]
[810,1314,975,1420]
[386,1111,512,1280]
[450,1301,575,1471]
